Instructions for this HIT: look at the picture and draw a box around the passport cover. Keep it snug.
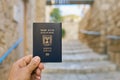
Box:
[33,23,62,62]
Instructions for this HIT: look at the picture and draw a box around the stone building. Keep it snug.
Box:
[62,15,81,40]
[0,0,46,80]
[79,0,120,66]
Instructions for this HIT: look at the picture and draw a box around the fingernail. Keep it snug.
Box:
[36,76,40,79]
[34,56,40,62]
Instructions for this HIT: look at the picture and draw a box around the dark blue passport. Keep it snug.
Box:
[33,23,62,62]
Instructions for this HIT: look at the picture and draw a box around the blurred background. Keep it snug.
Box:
[0,0,120,80]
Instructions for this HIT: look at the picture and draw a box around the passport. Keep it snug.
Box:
[33,23,62,62]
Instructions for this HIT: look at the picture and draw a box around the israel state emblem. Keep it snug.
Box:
[42,35,52,46]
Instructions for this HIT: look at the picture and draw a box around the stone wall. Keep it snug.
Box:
[35,0,46,22]
[0,0,21,80]
[0,0,46,80]
[0,0,18,57]
[79,0,120,66]
[63,22,79,41]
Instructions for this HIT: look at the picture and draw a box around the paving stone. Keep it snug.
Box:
[86,72,120,80]
[41,73,82,80]
[43,61,117,74]
[42,72,120,80]
[63,53,108,62]
[62,49,93,54]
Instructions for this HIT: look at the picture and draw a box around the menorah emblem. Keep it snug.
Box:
[42,35,52,46]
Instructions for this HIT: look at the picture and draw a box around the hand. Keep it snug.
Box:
[8,55,44,80]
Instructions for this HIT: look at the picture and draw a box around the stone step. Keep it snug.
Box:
[62,44,90,50]
[62,42,82,45]
[62,44,88,47]
[62,47,91,50]
[42,71,120,80]
[43,61,117,74]
[62,45,88,49]
[63,53,108,62]
[62,49,93,54]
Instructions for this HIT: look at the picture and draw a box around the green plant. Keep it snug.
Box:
[50,8,63,22]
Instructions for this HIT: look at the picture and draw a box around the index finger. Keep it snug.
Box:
[16,55,32,67]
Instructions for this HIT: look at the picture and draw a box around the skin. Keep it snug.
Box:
[8,55,44,80]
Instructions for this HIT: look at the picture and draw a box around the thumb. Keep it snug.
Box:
[26,56,40,73]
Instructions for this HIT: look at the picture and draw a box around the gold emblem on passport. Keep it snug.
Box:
[42,35,52,46]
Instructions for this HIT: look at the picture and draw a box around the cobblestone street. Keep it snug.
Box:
[42,40,120,80]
